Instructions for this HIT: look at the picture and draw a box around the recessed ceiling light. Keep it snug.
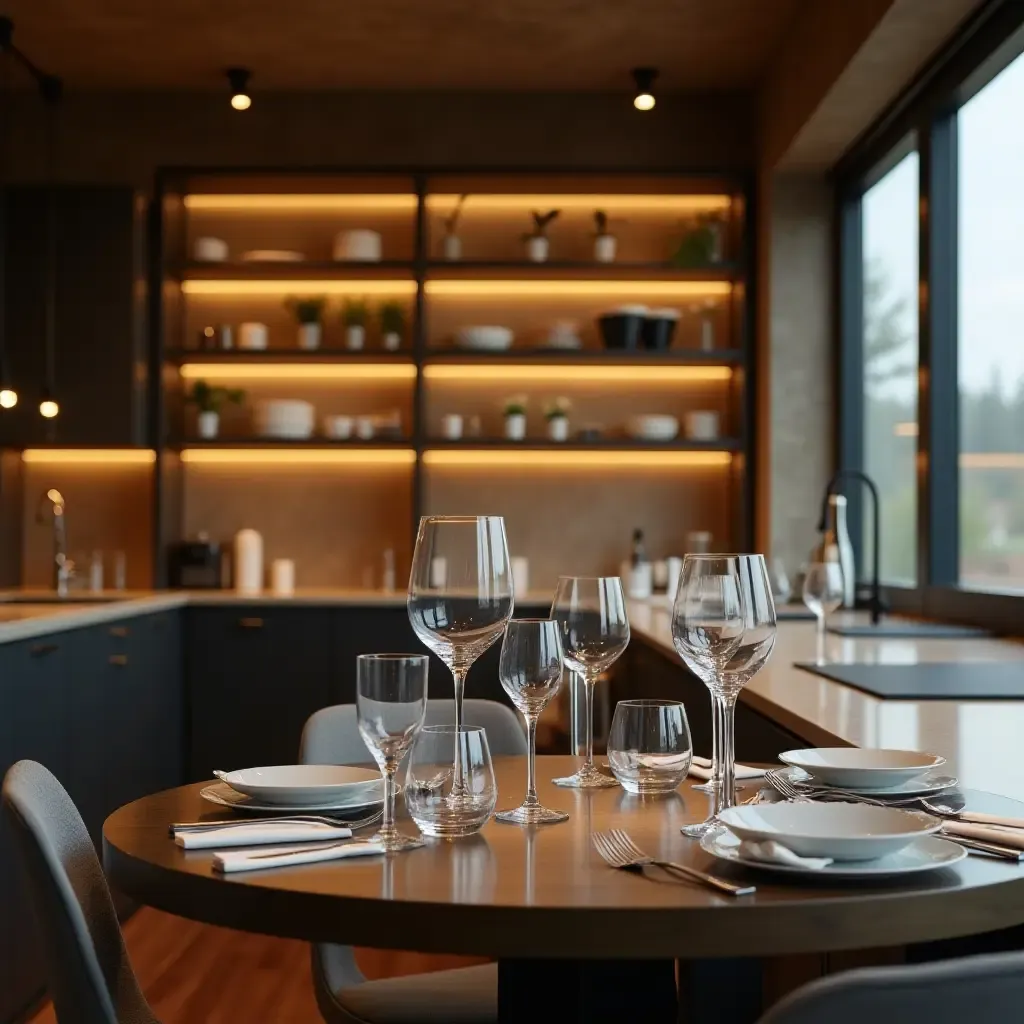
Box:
[632,67,658,111]
[226,67,252,111]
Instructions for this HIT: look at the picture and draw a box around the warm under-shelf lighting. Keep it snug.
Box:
[425,280,731,299]
[423,363,731,384]
[178,362,417,382]
[21,449,156,465]
[180,448,415,466]
[184,194,417,212]
[181,279,417,297]
[427,194,730,214]
[422,448,732,470]
[960,453,1024,470]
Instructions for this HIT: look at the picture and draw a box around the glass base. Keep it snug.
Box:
[495,803,569,825]
[679,817,718,839]
[690,780,718,793]
[372,831,425,853]
[552,763,620,789]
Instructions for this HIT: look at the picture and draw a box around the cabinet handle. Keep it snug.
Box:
[239,617,264,629]
[109,654,129,666]
[109,626,129,638]
[30,642,59,658]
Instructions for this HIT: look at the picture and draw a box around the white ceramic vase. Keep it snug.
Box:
[526,236,549,263]
[383,331,401,351]
[443,234,462,261]
[504,413,527,440]
[197,411,219,439]
[298,322,321,350]
[346,324,366,350]
[547,416,569,441]
[594,234,617,263]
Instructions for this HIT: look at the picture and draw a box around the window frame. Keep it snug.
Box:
[835,0,1024,634]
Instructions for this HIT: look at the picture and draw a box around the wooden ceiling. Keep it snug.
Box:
[6,0,802,90]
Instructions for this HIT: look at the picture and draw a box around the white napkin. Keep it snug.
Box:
[737,840,833,870]
[175,822,353,850]
[949,810,1024,830]
[689,756,765,781]
[213,839,385,873]
[941,821,1024,850]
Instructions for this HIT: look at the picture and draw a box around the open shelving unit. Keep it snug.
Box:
[149,169,754,589]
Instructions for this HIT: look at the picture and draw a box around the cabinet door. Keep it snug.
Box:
[186,607,336,781]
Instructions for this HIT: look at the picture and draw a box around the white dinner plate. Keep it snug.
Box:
[700,830,966,880]
[777,765,959,799]
[214,765,381,805]
[200,781,384,815]
[779,748,946,790]
[717,801,941,861]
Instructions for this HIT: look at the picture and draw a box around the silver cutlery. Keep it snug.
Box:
[592,829,756,896]
[764,769,962,810]
[244,838,384,861]
[170,810,383,834]
[939,834,1024,861]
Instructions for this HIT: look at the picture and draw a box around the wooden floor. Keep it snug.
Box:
[28,908,489,1023]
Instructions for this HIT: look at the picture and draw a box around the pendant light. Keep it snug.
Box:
[0,19,16,409]
[631,67,658,111]
[227,68,252,110]
[38,73,62,421]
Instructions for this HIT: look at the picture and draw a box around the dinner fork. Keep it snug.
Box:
[170,809,383,834]
[591,829,755,896]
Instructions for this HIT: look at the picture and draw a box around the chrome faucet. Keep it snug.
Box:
[36,488,73,595]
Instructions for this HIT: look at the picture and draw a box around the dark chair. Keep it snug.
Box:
[1,759,160,1024]
[299,698,527,1024]
[759,949,1024,1024]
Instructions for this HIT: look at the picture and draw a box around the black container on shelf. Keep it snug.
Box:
[598,305,648,349]
[642,308,681,350]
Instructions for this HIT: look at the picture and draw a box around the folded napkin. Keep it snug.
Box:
[689,756,766,781]
[213,839,385,873]
[174,822,353,850]
[941,821,1024,850]
[948,810,1024,830]
[737,840,833,870]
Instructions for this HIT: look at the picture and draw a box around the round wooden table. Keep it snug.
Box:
[104,756,1024,1023]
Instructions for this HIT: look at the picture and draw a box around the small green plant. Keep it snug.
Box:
[285,296,327,324]
[341,297,369,327]
[378,301,406,336]
[524,209,560,240]
[503,394,528,417]
[442,193,468,236]
[670,215,719,267]
[186,380,245,414]
[544,397,571,421]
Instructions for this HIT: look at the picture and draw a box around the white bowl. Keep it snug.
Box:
[323,414,353,439]
[626,414,679,441]
[256,399,315,439]
[214,765,381,806]
[333,230,382,261]
[456,326,514,351]
[193,236,228,261]
[718,802,941,861]
[779,748,947,790]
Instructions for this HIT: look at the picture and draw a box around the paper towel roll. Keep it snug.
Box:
[234,529,263,594]
[271,558,295,596]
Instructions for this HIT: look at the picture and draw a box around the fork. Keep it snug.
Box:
[169,810,383,834]
[592,829,755,896]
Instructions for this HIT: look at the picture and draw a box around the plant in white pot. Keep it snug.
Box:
[378,301,406,351]
[440,193,468,260]
[545,397,571,441]
[342,297,369,350]
[523,209,559,262]
[286,296,327,350]
[503,395,528,440]
[187,380,245,440]
[593,210,618,263]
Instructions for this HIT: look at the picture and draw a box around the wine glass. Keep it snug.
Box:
[550,576,630,789]
[671,555,745,837]
[356,654,429,852]
[495,619,568,825]
[408,515,514,802]
[803,560,844,637]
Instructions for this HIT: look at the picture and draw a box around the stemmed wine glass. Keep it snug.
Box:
[356,653,429,852]
[408,515,514,803]
[803,559,844,663]
[495,619,568,825]
[551,576,630,789]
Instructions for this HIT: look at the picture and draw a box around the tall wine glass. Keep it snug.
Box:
[803,559,844,663]
[408,515,513,801]
[551,576,630,789]
[495,619,568,825]
[356,654,428,852]
[671,555,745,837]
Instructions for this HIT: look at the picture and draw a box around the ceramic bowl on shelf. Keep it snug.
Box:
[598,305,648,349]
[193,236,229,262]
[625,414,679,441]
[642,308,681,350]
[333,230,382,261]
[255,399,315,439]
[455,326,514,351]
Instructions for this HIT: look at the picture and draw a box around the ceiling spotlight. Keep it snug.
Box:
[632,67,658,111]
[0,388,18,409]
[39,388,58,419]
[227,67,252,110]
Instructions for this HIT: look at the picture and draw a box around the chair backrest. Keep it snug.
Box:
[758,949,1024,1024]
[300,698,528,765]
[1,760,156,1024]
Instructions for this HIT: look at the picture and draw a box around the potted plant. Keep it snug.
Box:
[186,380,245,439]
[544,397,571,441]
[671,214,725,267]
[593,210,617,263]
[503,395,528,440]
[286,296,327,350]
[441,193,468,261]
[523,209,559,263]
[378,301,406,351]
[342,297,369,350]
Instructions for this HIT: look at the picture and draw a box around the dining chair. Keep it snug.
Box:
[1,759,160,1024]
[299,698,527,1024]
[758,948,1024,1023]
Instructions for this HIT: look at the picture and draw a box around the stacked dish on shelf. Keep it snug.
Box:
[255,400,315,439]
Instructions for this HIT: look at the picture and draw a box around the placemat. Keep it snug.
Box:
[794,661,1024,700]
[777,606,816,621]
[827,621,990,639]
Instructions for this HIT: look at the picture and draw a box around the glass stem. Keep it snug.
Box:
[451,666,467,792]
[583,671,595,770]
[524,715,539,807]
[381,761,398,841]
[710,693,723,787]
[816,624,826,665]
[718,694,739,813]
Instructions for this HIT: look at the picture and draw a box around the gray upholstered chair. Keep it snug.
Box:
[758,949,1024,1023]
[1,759,160,1024]
[299,698,527,1024]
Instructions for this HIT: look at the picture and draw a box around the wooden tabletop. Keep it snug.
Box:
[103,755,1024,960]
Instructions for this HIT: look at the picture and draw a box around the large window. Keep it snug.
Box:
[958,50,1024,592]
[861,153,920,585]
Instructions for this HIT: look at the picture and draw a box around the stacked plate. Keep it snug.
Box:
[201,765,384,815]
[255,399,315,439]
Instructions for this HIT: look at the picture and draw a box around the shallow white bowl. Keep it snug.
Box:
[214,765,381,805]
[779,747,947,790]
[717,801,941,861]
[626,414,679,441]
[456,326,514,351]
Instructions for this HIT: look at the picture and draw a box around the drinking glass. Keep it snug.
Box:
[405,726,497,838]
[356,654,429,852]
[607,699,693,795]
[408,515,513,803]
[671,555,745,837]
[495,619,568,825]
[803,560,844,637]
[550,576,630,789]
